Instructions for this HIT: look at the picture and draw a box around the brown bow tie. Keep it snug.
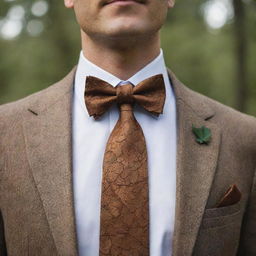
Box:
[84,74,166,119]
[84,74,166,256]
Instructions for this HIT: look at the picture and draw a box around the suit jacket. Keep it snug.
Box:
[0,67,256,256]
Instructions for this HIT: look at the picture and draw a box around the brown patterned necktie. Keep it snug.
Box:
[84,74,166,256]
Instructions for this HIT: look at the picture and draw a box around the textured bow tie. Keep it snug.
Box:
[84,74,166,256]
[84,74,166,119]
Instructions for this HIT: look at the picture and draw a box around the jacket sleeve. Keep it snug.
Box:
[0,111,8,255]
[0,210,7,256]
[237,167,256,255]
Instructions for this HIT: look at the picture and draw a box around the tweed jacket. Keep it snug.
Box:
[0,67,256,256]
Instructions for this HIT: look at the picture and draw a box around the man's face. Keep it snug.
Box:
[64,0,174,40]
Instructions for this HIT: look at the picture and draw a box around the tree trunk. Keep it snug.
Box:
[233,0,248,112]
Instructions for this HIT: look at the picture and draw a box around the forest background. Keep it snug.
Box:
[0,0,255,115]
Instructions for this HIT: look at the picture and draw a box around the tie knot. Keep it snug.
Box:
[116,83,134,105]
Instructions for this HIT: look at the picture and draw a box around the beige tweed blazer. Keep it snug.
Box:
[0,67,256,256]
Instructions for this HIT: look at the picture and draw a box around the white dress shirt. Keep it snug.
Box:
[72,49,177,256]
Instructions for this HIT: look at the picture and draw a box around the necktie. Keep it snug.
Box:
[84,74,166,256]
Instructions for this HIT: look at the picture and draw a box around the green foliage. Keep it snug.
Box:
[0,2,9,17]
[0,0,255,116]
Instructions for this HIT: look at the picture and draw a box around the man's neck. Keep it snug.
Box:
[81,31,161,80]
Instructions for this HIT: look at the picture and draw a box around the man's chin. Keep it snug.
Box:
[103,22,152,37]
[98,30,154,49]
[83,22,157,47]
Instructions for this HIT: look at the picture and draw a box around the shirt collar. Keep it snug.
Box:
[74,48,170,118]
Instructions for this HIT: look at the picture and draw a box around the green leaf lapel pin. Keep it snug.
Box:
[192,125,212,144]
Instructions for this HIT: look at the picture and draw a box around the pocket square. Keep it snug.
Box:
[215,184,242,208]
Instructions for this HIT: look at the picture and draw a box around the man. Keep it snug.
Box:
[0,0,255,254]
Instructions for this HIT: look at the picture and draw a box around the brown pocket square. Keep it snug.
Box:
[215,184,242,208]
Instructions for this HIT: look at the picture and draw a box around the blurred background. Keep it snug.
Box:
[0,0,255,115]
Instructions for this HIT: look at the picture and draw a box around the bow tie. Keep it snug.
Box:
[84,74,166,119]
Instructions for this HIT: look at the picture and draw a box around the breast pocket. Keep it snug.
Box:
[202,199,242,229]
[193,200,243,256]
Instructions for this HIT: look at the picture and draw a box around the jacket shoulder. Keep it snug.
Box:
[196,89,255,127]
[189,86,255,123]
[168,68,256,128]
[168,67,256,156]
[183,86,256,153]
[0,67,76,124]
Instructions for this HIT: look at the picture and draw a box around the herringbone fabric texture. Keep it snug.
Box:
[84,75,166,255]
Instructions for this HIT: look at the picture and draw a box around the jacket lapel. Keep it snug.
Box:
[22,68,78,255]
[168,69,221,256]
